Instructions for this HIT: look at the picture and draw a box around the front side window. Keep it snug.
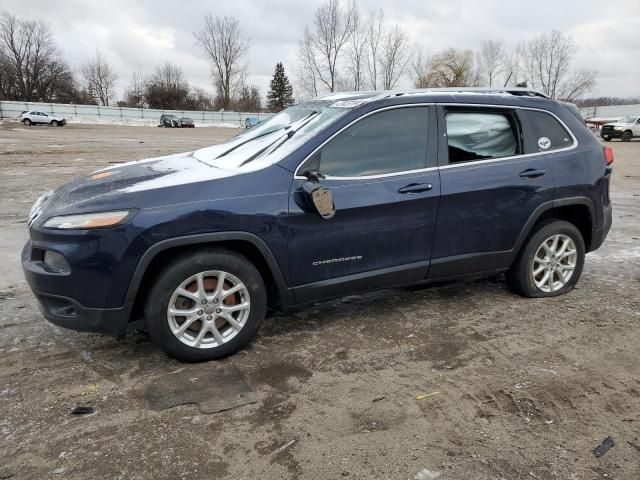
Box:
[309,107,428,177]
[445,111,518,163]
[520,110,573,152]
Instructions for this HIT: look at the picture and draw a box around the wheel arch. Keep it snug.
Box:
[125,232,294,324]
[511,197,596,262]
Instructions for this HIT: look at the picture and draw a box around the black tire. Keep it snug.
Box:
[603,136,610,141]
[51,120,58,127]
[23,118,31,126]
[621,130,632,142]
[507,220,585,298]
[144,249,267,362]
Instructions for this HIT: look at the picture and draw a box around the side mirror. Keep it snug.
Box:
[302,171,335,220]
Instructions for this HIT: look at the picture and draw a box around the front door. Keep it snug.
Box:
[285,105,440,302]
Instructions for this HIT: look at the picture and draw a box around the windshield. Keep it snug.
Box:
[618,116,639,123]
[194,102,355,169]
[230,104,344,142]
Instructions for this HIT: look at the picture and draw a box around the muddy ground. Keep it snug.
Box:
[0,123,639,480]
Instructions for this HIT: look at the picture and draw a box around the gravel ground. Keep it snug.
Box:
[0,123,639,480]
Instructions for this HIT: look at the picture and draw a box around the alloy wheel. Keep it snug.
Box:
[167,270,251,349]
[532,234,577,293]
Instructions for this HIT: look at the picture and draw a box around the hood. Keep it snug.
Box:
[34,131,292,214]
[604,121,632,127]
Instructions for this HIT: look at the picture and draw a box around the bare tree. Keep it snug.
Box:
[558,68,597,102]
[346,3,367,91]
[521,30,595,99]
[296,34,320,98]
[124,69,145,107]
[0,13,73,102]
[502,44,527,87]
[144,62,190,109]
[379,24,411,89]
[410,50,432,88]
[299,0,356,93]
[412,48,477,88]
[195,15,250,110]
[477,40,504,87]
[81,49,118,106]
[364,9,384,89]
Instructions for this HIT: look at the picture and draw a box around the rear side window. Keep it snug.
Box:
[445,111,518,163]
[519,110,573,152]
[311,107,428,177]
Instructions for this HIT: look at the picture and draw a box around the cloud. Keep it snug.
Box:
[1,0,638,98]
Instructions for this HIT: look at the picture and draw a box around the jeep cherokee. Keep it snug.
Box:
[22,88,613,361]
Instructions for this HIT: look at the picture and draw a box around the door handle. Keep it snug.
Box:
[519,168,546,178]
[398,183,433,194]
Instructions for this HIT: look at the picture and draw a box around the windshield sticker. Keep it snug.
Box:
[538,137,551,150]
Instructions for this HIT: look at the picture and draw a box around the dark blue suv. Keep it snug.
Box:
[22,88,613,361]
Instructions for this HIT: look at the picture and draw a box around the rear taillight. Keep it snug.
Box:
[604,146,614,165]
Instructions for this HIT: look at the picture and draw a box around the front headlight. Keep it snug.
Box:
[614,126,624,131]
[42,210,136,230]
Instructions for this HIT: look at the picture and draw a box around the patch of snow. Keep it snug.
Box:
[415,469,442,480]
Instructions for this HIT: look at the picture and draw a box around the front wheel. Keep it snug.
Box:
[602,136,610,141]
[507,220,585,298]
[144,249,267,362]
[51,120,58,127]
[621,131,632,142]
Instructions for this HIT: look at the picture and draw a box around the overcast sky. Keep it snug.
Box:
[2,0,639,99]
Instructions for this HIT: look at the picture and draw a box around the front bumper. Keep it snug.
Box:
[28,289,129,338]
[21,233,137,339]
[601,129,623,139]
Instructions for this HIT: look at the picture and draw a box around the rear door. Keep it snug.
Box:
[286,105,440,302]
[429,105,558,278]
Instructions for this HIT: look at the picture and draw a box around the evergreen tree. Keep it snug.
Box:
[267,62,294,112]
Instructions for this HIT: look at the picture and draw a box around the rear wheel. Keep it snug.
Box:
[23,118,31,126]
[621,130,632,142]
[144,249,267,361]
[507,220,585,298]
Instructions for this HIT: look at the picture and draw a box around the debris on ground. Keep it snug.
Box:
[273,439,297,455]
[145,365,256,413]
[416,391,440,400]
[593,436,615,458]
[70,406,94,415]
[372,396,385,403]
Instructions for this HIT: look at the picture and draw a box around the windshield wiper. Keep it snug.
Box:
[238,111,319,166]
[214,126,289,159]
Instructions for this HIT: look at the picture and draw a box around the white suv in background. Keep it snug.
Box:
[18,111,67,127]
[600,115,640,142]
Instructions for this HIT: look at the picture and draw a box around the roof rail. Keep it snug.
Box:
[384,87,549,99]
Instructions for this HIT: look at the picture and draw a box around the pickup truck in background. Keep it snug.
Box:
[601,115,640,142]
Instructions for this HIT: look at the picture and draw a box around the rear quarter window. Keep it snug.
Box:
[519,110,574,153]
